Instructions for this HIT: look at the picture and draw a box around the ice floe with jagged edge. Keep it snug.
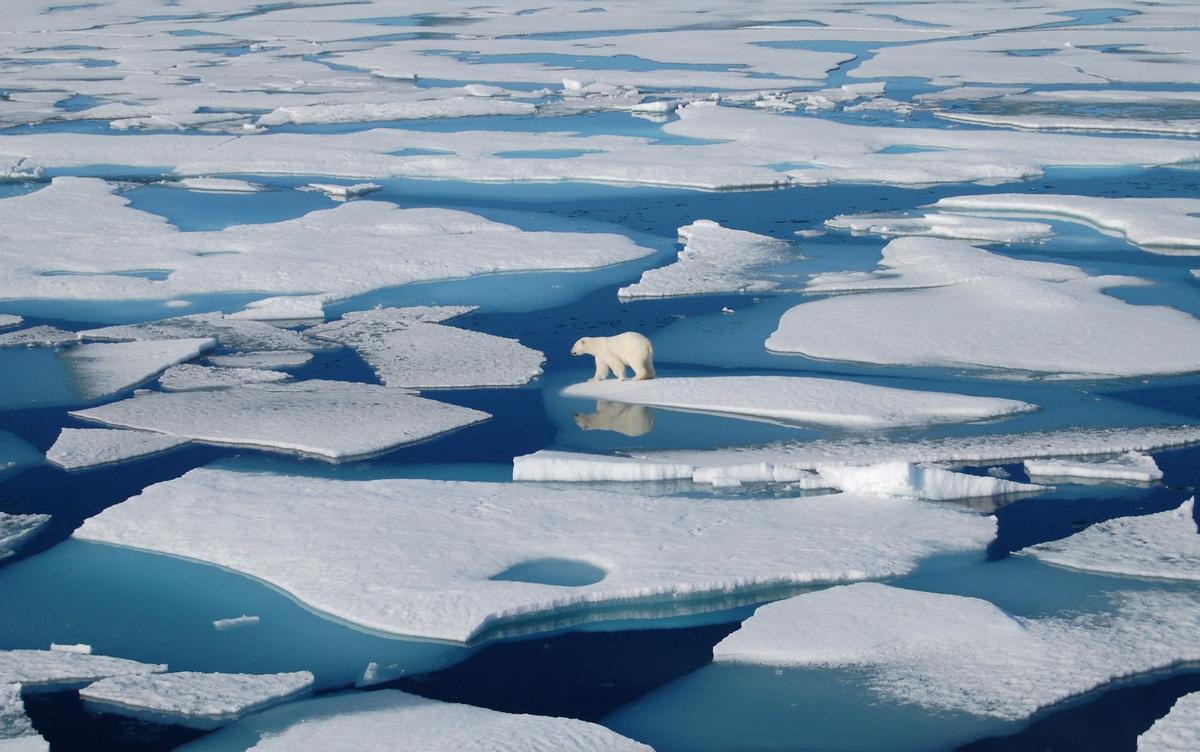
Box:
[300,183,381,201]
[1024,451,1163,483]
[158,364,290,391]
[46,428,189,471]
[178,689,651,752]
[0,650,165,693]
[165,178,267,194]
[79,671,314,730]
[76,467,995,643]
[712,583,1200,721]
[307,307,545,389]
[1139,691,1200,752]
[617,221,794,299]
[768,237,1200,378]
[206,351,312,370]
[71,381,489,461]
[825,212,1052,244]
[0,316,20,330]
[0,513,49,561]
[1,683,45,752]
[562,376,1035,429]
[80,313,322,353]
[0,178,652,303]
[64,339,215,401]
[933,111,1200,137]
[931,194,1200,254]
[1023,498,1199,581]
[0,326,76,349]
[229,296,324,322]
[814,461,1043,501]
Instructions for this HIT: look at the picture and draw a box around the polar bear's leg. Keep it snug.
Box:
[590,357,611,382]
[631,350,655,380]
[605,356,628,380]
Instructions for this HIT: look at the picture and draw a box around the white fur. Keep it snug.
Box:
[571,332,655,381]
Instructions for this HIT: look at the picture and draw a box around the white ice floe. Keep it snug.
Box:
[0,684,45,752]
[158,364,290,391]
[206,351,312,370]
[228,296,324,322]
[932,194,1200,254]
[1024,498,1199,581]
[308,307,545,389]
[212,616,259,632]
[561,376,1034,429]
[46,428,189,471]
[617,221,792,299]
[934,111,1200,137]
[178,689,650,752]
[0,326,77,349]
[256,98,534,127]
[64,339,215,401]
[714,583,1200,721]
[1024,451,1162,482]
[1139,692,1200,752]
[513,451,695,483]
[0,316,20,330]
[48,645,90,656]
[76,468,995,643]
[0,513,49,561]
[168,178,266,194]
[80,671,313,730]
[824,212,1052,244]
[0,650,165,693]
[302,183,382,201]
[815,462,1043,501]
[81,313,321,353]
[769,237,1200,378]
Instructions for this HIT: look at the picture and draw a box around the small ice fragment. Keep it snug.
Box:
[212,616,260,631]
[49,644,91,655]
[1024,451,1162,482]
[0,512,50,560]
[303,183,382,200]
[229,296,324,322]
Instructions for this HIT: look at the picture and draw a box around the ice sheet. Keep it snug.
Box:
[46,428,189,471]
[158,364,290,391]
[1139,692,1200,752]
[0,650,165,693]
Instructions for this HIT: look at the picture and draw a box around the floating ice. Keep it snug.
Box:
[1139,692,1200,752]
[562,376,1034,429]
[825,212,1052,244]
[168,178,266,194]
[769,237,1200,378]
[0,650,165,693]
[76,468,995,643]
[308,307,545,389]
[1024,451,1163,482]
[212,616,259,632]
[0,684,45,752]
[0,326,77,349]
[815,462,1043,501]
[72,381,489,461]
[302,183,381,201]
[513,450,694,483]
[64,339,215,401]
[179,689,651,752]
[80,671,313,730]
[617,221,792,299]
[81,313,321,353]
[46,428,189,471]
[158,364,290,391]
[228,296,324,322]
[0,513,49,561]
[206,351,312,370]
[256,98,535,127]
[0,316,20,330]
[934,111,1200,137]
[48,645,90,656]
[1024,498,1199,581]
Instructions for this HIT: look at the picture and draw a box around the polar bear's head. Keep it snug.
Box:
[570,337,593,356]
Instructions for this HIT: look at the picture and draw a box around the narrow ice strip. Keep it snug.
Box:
[0,513,50,560]
[824,212,1052,244]
[308,308,545,389]
[617,221,792,299]
[64,338,215,401]
[212,616,259,632]
[302,183,381,201]
[168,178,266,194]
[159,364,290,391]
[46,428,189,471]
[1139,692,1200,752]
[932,194,1200,253]
[206,351,312,369]
[934,111,1200,137]
[48,645,90,656]
[81,313,322,353]
[80,671,314,730]
[0,650,165,693]
[1024,452,1162,482]
[256,98,535,127]
[76,468,996,643]
[513,450,694,483]
[0,684,46,752]
[713,583,1200,721]
[770,237,1200,378]
[228,296,324,322]
[0,316,20,330]
[0,326,77,349]
[1024,498,1199,581]
[562,376,1034,429]
[815,462,1043,501]
[178,689,651,752]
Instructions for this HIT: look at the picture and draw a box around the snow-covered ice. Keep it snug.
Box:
[815,462,1044,501]
[514,450,695,483]
[1024,452,1163,482]
[303,183,382,201]
[81,313,321,353]
[0,650,165,693]
[934,111,1200,137]
[76,468,995,643]
[0,316,21,330]
[0,513,50,561]
[63,339,215,401]
[212,616,260,632]
[206,351,312,370]
[228,297,324,322]
[80,671,313,730]
[1024,498,1199,581]
[1139,692,1200,752]
[158,364,290,392]
[0,326,77,349]
[46,428,189,471]
[824,212,1052,244]
[169,178,266,194]
[0,684,45,752]
[48,645,90,656]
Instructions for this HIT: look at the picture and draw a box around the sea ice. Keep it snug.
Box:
[48,645,90,656]
[76,468,996,643]
[824,212,1052,244]
[0,327,77,349]
[815,462,1043,501]
[46,428,189,471]
[0,513,50,561]
[169,178,266,194]
[0,316,20,330]
[302,183,382,201]
[0,684,45,752]
[1024,452,1163,482]
[81,313,321,353]
[1139,692,1200,752]
[0,650,165,693]
[934,111,1200,137]
[64,339,215,402]
[212,616,259,632]
[513,450,694,483]
[158,364,290,391]
[228,296,324,322]
[206,351,312,370]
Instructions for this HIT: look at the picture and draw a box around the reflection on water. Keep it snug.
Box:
[574,400,655,437]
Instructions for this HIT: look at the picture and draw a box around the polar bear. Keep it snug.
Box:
[574,400,654,436]
[571,332,655,381]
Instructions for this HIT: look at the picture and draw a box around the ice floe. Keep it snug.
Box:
[72,381,489,461]
[1024,498,1198,581]
[0,316,20,330]
[64,339,215,401]
[302,183,382,201]
[76,468,996,643]
[158,364,290,391]
[934,111,1200,137]
[80,671,313,730]
[617,221,792,299]
[0,514,50,561]
[0,326,77,349]
[212,616,259,632]
[46,428,188,471]
[824,212,1052,244]
[1139,692,1200,752]
[561,376,1035,429]
[48,645,90,656]
[814,462,1043,501]
[769,237,1200,378]
[1024,451,1163,482]
[514,450,694,484]
[206,351,312,370]
[0,684,45,752]
[169,178,266,194]
[81,313,321,353]
[228,296,324,322]
[0,650,165,693]
[308,307,545,389]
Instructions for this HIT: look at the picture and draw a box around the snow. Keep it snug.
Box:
[0,650,165,693]
[0,316,20,330]
[0,326,77,349]
[80,671,313,730]
[1024,498,1199,581]
[46,428,189,471]
[228,296,324,322]
[81,313,322,353]
[513,451,694,483]
[617,221,792,299]
[0,685,45,752]
[48,645,90,656]
[212,616,259,632]
[1024,452,1163,482]
[713,583,1200,721]
[303,183,381,200]
[178,689,651,752]
[561,376,1035,429]
[932,194,1200,254]
[71,381,490,461]
[206,351,312,370]
[256,98,535,127]
[1139,692,1200,752]
[824,212,1052,244]
[815,462,1043,501]
[769,237,1200,378]
[63,339,215,401]
[158,364,290,391]
[76,467,996,643]
[934,111,1200,137]
[308,307,545,389]
[169,178,266,194]
[0,514,50,561]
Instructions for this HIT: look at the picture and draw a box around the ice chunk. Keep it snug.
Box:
[308,307,544,389]
[618,221,792,299]
[63,339,214,402]
[769,237,1200,378]
[76,468,995,643]
[48,645,90,655]
[0,316,20,330]
[1024,451,1162,482]
[816,461,1043,501]
[178,689,650,752]
[228,296,324,322]
[80,671,313,730]
[168,178,266,194]
[0,650,165,693]
[513,450,694,483]
[302,183,382,201]
[934,111,1200,137]
[1024,498,1199,581]
[159,364,290,391]
[71,381,489,461]
[0,326,76,349]
[212,616,259,632]
[0,684,46,752]
[46,428,189,471]
[825,212,1052,244]
[1139,691,1200,752]
[0,513,49,561]
[81,313,321,353]
[206,351,312,370]
[562,376,1034,429]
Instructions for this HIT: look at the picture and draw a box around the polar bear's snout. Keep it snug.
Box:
[569,331,655,382]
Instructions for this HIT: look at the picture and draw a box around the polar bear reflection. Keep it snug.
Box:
[574,400,655,437]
